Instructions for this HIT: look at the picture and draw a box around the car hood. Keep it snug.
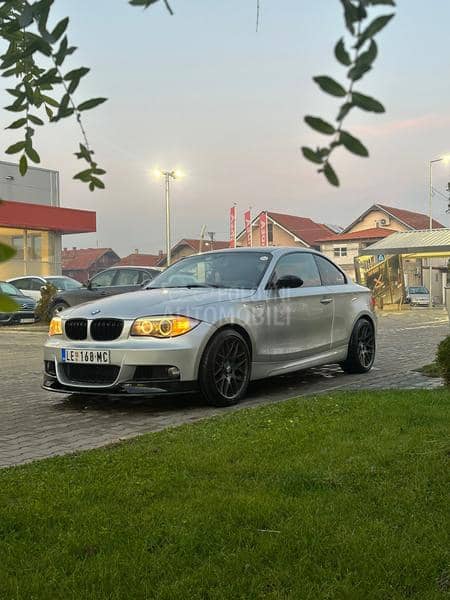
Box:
[61,287,256,320]
[7,294,36,306]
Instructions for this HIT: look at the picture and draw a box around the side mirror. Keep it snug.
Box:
[273,274,304,289]
[84,279,91,289]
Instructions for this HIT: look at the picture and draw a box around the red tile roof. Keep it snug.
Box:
[377,204,445,230]
[175,238,230,252]
[316,227,396,243]
[62,248,118,271]
[267,212,335,245]
[117,253,163,267]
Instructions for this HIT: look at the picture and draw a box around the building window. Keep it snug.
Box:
[267,222,273,244]
[28,234,42,259]
[11,235,24,260]
[333,246,347,257]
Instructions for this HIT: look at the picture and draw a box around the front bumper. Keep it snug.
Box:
[43,321,214,395]
[0,310,36,325]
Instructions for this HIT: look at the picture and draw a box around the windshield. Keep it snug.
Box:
[47,277,82,290]
[149,251,272,290]
[409,287,429,294]
[0,282,23,296]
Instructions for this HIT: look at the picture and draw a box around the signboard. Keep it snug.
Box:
[229,205,236,248]
[244,209,252,247]
[377,254,385,262]
[259,211,268,247]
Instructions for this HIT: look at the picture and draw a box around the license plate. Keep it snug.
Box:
[20,318,35,324]
[62,349,111,364]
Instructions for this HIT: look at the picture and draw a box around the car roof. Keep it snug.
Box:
[101,266,161,271]
[177,246,320,257]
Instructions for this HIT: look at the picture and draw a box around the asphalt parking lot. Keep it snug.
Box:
[0,308,448,468]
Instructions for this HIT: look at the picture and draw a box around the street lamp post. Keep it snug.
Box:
[428,156,450,307]
[153,169,183,267]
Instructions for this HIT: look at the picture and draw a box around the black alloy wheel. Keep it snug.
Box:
[341,318,375,374]
[199,329,251,406]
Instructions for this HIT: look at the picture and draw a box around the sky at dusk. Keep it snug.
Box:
[3,0,450,256]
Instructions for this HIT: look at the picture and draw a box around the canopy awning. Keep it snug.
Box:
[0,200,96,234]
[363,229,450,256]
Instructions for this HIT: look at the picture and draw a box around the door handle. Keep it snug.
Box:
[320,297,333,304]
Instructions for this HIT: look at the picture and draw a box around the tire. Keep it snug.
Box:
[198,329,251,407]
[341,319,375,374]
[50,301,69,318]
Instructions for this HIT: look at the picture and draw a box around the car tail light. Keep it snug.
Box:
[370,296,376,310]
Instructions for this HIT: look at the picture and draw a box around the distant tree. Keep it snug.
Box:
[0,0,395,309]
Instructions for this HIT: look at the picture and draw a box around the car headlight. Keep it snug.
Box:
[49,317,63,336]
[130,315,200,338]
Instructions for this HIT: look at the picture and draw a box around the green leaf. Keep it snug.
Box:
[45,105,53,119]
[340,0,360,34]
[26,146,41,164]
[337,102,353,121]
[5,141,26,155]
[91,176,105,189]
[358,40,378,67]
[0,294,18,312]
[313,76,347,98]
[340,131,369,157]
[323,162,339,187]
[347,63,371,82]
[73,169,93,182]
[0,242,16,262]
[41,94,59,107]
[64,67,90,81]
[301,147,324,165]
[77,98,108,111]
[51,17,69,42]
[19,154,28,176]
[352,92,385,113]
[356,14,395,49]
[28,114,44,126]
[304,116,335,135]
[6,118,27,130]
[334,38,351,66]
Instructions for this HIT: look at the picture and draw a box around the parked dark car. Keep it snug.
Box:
[48,266,163,316]
[0,281,36,325]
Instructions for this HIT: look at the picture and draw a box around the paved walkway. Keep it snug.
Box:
[0,309,448,468]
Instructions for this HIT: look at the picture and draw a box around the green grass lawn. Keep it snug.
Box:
[0,390,449,600]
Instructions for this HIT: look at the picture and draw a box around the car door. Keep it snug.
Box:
[88,269,118,299]
[9,278,41,300]
[314,254,351,351]
[264,252,333,361]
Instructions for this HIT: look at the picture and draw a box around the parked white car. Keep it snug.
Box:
[7,275,82,301]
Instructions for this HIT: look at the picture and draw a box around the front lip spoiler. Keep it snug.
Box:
[42,377,198,397]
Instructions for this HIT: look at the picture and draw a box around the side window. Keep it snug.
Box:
[12,278,29,290]
[31,278,44,291]
[315,255,346,286]
[274,253,321,287]
[90,270,116,288]
[113,269,141,286]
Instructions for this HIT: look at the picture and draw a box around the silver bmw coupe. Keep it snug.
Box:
[43,247,376,406]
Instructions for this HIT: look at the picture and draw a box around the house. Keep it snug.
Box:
[343,203,444,233]
[62,247,120,283]
[328,203,447,297]
[159,238,229,267]
[236,211,335,249]
[317,228,396,279]
[117,250,165,267]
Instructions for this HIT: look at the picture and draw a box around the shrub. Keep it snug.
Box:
[35,283,58,323]
[436,335,450,386]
